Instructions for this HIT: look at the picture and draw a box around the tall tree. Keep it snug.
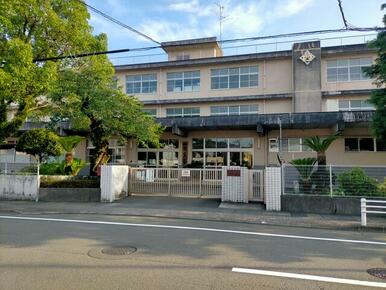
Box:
[366,4,386,142]
[0,0,95,143]
[50,34,162,174]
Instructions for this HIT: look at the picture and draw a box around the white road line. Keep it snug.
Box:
[0,215,385,246]
[232,268,386,288]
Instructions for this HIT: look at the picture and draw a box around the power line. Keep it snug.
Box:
[337,0,349,29]
[219,27,382,44]
[33,46,161,62]
[75,0,160,45]
[33,27,384,62]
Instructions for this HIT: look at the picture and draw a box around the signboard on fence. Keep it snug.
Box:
[181,169,191,177]
[227,169,241,177]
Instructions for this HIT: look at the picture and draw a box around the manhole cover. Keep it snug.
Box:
[88,246,137,260]
[367,268,386,280]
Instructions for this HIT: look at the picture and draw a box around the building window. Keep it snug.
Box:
[126,74,157,94]
[210,105,259,116]
[192,138,253,168]
[137,139,179,167]
[166,107,200,117]
[269,138,312,153]
[87,139,126,164]
[142,108,157,117]
[211,65,258,89]
[327,58,372,82]
[344,138,385,152]
[167,71,200,92]
[176,53,190,60]
[338,99,374,111]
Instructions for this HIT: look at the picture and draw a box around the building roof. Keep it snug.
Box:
[114,43,374,71]
[161,37,218,49]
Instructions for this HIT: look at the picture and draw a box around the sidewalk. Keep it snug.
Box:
[1,196,385,231]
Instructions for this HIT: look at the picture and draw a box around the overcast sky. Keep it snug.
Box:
[85,0,385,64]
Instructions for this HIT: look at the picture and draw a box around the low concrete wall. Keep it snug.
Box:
[0,174,38,201]
[39,188,100,202]
[281,195,363,215]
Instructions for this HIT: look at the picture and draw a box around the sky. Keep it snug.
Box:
[86,0,385,64]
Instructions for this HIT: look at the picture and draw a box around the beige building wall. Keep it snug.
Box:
[115,58,293,103]
[142,98,292,118]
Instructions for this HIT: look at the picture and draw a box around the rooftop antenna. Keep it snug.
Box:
[213,2,228,44]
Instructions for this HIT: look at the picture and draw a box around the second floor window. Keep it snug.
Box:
[167,71,200,92]
[142,108,157,117]
[211,65,258,89]
[126,74,157,94]
[327,58,372,82]
[210,105,259,116]
[338,99,374,111]
[166,107,200,117]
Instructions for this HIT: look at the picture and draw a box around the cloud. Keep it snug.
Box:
[268,0,314,19]
[138,0,314,42]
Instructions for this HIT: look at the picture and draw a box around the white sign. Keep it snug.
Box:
[181,170,191,177]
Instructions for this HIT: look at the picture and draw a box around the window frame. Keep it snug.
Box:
[210,104,259,116]
[344,137,384,152]
[211,65,259,90]
[126,73,157,94]
[166,107,200,117]
[327,57,372,83]
[167,70,200,92]
[338,99,375,111]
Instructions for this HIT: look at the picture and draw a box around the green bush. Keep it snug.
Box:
[39,158,86,176]
[40,176,99,188]
[337,168,383,197]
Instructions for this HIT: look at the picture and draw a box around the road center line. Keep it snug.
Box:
[0,215,385,246]
[232,268,386,288]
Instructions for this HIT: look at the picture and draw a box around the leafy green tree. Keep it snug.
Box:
[303,135,337,165]
[50,35,163,174]
[365,4,386,143]
[0,0,96,144]
[16,129,62,162]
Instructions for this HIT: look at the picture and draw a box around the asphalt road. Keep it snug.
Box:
[0,214,385,290]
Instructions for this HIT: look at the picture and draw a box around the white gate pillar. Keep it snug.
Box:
[221,166,249,203]
[265,167,282,211]
[100,165,129,202]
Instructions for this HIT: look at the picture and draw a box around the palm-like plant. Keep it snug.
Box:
[303,135,338,165]
[289,157,317,194]
[58,136,84,155]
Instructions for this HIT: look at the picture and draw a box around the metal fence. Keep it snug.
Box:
[0,162,39,175]
[128,168,223,198]
[250,170,264,201]
[283,164,386,197]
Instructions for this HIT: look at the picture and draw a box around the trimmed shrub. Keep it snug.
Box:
[40,176,100,188]
[337,168,382,197]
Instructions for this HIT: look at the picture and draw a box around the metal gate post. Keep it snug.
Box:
[168,168,171,196]
[199,170,202,197]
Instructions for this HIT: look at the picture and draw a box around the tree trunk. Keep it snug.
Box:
[317,151,326,166]
[89,118,110,176]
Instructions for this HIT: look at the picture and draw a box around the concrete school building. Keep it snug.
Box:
[1,37,385,168]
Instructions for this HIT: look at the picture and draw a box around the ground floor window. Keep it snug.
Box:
[137,139,179,167]
[345,138,385,152]
[269,138,312,152]
[192,138,253,168]
[86,139,126,164]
